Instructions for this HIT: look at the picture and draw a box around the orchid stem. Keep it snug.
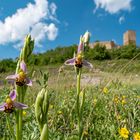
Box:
[16,111,20,140]
[40,119,49,140]
[76,68,83,140]
[15,61,20,140]
[16,86,25,140]
[6,114,16,140]
[19,93,23,139]
[19,86,26,139]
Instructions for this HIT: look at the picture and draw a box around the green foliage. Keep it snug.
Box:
[29,45,77,66]
[0,43,139,73]
[0,59,16,73]
[0,62,140,139]
[110,44,138,59]
[87,44,111,60]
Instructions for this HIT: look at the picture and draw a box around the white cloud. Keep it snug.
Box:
[31,22,58,42]
[48,2,59,22]
[0,0,58,47]
[93,0,132,14]
[50,3,57,15]
[119,16,125,24]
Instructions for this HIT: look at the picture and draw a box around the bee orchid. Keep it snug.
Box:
[65,31,93,69]
[6,61,32,86]
[0,90,28,113]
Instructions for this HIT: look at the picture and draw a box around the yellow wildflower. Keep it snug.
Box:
[122,99,126,105]
[133,132,140,140]
[114,96,119,104]
[22,111,27,116]
[119,127,129,139]
[103,87,108,94]
[122,95,126,99]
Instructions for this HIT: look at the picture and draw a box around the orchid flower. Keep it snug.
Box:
[6,61,32,86]
[64,31,93,69]
[0,90,28,113]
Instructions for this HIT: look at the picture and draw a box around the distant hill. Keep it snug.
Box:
[0,43,140,72]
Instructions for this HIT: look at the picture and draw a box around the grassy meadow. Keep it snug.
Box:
[0,59,140,140]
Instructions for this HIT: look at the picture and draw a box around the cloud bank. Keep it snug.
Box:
[0,0,58,47]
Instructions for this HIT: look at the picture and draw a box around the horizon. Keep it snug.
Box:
[0,0,139,59]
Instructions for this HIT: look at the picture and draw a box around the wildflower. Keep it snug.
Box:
[114,96,119,104]
[122,95,126,99]
[64,31,93,69]
[119,127,129,139]
[122,99,126,105]
[0,90,28,113]
[6,61,32,86]
[103,87,108,94]
[22,111,27,116]
[133,132,140,140]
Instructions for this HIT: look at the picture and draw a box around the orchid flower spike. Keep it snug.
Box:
[6,61,32,86]
[0,90,28,113]
[83,31,90,45]
[64,31,93,69]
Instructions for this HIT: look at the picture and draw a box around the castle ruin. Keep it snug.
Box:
[123,30,136,46]
[89,41,116,49]
[89,30,136,49]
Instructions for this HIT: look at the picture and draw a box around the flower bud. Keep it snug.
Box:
[20,35,34,62]
[35,88,45,124]
[35,87,49,132]
[42,89,49,116]
[83,31,90,46]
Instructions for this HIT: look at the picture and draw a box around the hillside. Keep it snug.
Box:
[0,43,140,73]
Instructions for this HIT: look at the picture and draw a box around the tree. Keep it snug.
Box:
[92,44,111,60]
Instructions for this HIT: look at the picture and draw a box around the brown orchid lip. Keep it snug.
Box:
[75,60,83,68]
[4,104,14,113]
[16,72,27,86]
[16,79,26,86]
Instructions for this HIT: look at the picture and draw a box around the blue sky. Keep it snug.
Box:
[0,0,139,59]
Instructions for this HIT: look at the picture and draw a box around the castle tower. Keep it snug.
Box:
[123,30,136,46]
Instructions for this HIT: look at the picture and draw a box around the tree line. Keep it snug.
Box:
[0,43,140,72]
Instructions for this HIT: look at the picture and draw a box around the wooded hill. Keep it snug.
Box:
[0,43,140,72]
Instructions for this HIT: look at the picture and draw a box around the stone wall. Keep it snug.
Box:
[123,30,136,46]
[89,41,116,49]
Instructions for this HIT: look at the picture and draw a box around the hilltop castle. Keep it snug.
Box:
[89,30,136,49]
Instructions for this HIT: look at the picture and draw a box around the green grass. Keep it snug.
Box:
[0,59,140,139]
